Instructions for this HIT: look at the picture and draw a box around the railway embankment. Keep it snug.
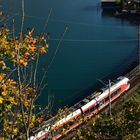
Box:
[62,65,140,140]
[68,86,140,140]
[30,65,140,140]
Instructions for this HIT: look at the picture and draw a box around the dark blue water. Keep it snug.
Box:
[2,0,138,110]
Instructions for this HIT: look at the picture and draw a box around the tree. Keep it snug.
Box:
[0,26,49,139]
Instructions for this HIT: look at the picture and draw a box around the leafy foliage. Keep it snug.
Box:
[72,87,140,140]
[0,27,48,139]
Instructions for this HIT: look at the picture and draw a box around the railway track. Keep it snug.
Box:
[62,66,140,140]
[29,66,140,140]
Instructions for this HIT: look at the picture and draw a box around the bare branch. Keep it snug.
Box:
[37,26,69,95]
[42,8,52,34]
[47,26,69,69]
[33,57,39,90]
[20,0,25,40]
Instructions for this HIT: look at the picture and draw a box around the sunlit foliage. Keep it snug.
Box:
[0,27,48,139]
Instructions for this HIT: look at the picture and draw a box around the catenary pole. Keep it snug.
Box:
[109,80,112,116]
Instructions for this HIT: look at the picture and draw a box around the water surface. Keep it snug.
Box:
[2,0,138,110]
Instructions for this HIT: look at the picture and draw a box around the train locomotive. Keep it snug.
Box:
[29,76,130,140]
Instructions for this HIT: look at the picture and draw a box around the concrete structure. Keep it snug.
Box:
[101,0,119,10]
[101,0,116,2]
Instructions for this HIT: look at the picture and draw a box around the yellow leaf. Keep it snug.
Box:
[1,84,6,90]
[24,51,30,57]
[29,45,35,52]
[46,44,49,49]
[0,73,6,81]
[0,97,3,104]
[19,59,27,66]
[1,91,7,96]
[8,97,14,103]
[40,47,46,53]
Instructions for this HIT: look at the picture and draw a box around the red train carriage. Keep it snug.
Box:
[29,77,130,140]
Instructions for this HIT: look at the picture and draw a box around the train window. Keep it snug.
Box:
[87,105,94,113]
[111,91,116,98]
[83,102,98,115]
[111,88,121,98]
[83,103,99,115]
[118,88,121,93]
[105,96,109,102]
[94,103,99,110]
[84,108,91,115]
[51,129,60,137]
[99,99,105,106]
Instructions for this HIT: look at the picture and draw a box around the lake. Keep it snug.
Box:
[2,0,138,111]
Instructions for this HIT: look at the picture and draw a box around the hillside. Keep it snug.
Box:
[72,86,140,140]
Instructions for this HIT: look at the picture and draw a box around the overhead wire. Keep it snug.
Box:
[50,38,138,43]
[2,11,136,43]
[2,10,137,29]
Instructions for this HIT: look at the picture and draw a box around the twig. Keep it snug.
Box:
[42,8,52,34]
[20,0,25,40]
[47,26,69,69]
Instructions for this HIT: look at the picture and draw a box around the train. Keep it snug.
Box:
[29,76,130,140]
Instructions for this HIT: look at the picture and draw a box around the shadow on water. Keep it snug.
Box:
[67,61,138,109]
[2,0,139,113]
[83,5,100,12]
[101,10,140,25]
[66,42,138,108]
[82,1,101,13]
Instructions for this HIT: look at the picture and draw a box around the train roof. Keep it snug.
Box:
[30,76,129,137]
[73,76,129,109]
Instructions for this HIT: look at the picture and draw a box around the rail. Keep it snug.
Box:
[62,65,140,139]
[126,64,140,78]
[31,64,140,139]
